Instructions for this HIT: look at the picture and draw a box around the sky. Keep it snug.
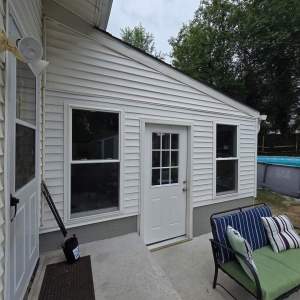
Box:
[107,0,200,62]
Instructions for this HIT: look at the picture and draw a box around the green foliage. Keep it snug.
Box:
[121,23,165,60]
[170,0,300,134]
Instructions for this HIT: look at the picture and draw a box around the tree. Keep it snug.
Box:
[121,23,165,60]
[170,0,300,134]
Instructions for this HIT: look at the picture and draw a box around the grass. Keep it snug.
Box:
[256,188,300,225]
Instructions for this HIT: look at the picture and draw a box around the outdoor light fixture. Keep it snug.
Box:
[0,30,49,76]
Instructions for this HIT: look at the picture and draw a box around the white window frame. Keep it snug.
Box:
[64,104,123,225]
[213,121,240,198]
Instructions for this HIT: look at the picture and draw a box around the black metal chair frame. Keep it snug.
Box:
[210,203,300,300]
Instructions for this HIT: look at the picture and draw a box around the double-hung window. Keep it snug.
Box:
[70,108,120,218]
[216,124,238,194]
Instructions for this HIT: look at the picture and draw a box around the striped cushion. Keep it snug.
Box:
[211,205,272,263]
[261,215,300,253]
[212,212,247,263]
[242,206,272,250]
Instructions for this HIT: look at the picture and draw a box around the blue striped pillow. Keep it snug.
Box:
[211,205,272,263]
[242,206,272,250]
[212,212,248,263]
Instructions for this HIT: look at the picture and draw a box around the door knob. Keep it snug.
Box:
[182,187,187,192]
[10,195,20,222]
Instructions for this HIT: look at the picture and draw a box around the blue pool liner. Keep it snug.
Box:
[257,156,300,168]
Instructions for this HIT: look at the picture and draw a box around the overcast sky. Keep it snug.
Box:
[107,0,200,62]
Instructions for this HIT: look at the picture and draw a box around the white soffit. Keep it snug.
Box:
[53,0,113,30]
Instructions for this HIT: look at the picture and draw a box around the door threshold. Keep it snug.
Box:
[148,236,191,252]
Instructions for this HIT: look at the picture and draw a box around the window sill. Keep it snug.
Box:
[70,206,119,219]
[215,190,238,198]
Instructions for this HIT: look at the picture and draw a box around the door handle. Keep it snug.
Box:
[182,187,187,192]
[10,195,20,222]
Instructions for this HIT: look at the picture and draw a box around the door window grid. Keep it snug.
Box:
[152,133,179,186]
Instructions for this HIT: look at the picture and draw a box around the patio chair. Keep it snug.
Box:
[210,203,300,300]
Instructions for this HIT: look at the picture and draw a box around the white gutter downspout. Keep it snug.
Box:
[254,114,267,199]
[258,115,267,133]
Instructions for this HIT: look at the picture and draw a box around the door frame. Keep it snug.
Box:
[4,4,42,299]
[139,119,194,244]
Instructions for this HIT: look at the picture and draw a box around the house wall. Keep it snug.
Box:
[41,16,258,233]
[0,1,6,297]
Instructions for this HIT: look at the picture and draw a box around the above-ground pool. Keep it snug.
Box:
[257,156,300,198]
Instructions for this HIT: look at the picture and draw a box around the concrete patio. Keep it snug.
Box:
[29,233,300,300]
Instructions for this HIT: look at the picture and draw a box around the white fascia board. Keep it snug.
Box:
[95,0,113,30]
[49,0,113,30]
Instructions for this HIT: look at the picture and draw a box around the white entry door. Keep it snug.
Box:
[8,18,39,300]
[144,125,187,245]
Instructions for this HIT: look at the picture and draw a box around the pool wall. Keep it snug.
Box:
[257,158,300,198]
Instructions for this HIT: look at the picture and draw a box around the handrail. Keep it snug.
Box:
[41,180,67,237]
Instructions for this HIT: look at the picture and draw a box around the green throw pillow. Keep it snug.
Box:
[226,226,258,281]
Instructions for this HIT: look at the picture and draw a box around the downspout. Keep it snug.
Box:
[257,115,268,189]
[257,115,267,133]
[253,115,267,199]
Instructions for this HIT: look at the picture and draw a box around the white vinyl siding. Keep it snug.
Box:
[0,1,6,297]
[10,0,42,43]
[41,18,258,231]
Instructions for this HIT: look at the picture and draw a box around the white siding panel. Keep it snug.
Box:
[42,18,257,230]
[11,0,42,42]
[0,1,5,296]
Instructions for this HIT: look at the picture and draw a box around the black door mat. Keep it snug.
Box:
[38,256,95,300]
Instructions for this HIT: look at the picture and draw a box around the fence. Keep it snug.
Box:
[258,133,300,156]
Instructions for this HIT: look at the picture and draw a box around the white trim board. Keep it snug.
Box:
[50,0,113,30]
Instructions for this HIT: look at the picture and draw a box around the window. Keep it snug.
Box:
[216,124,238,194]
[152,132,179,186]
[15,124,35,190]
[70,109,119,217]
[15,61,36,191]
[16,61,36,125]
